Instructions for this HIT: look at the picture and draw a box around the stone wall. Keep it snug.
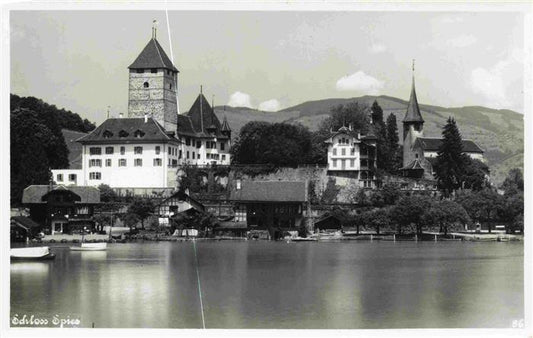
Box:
[128,69,177,132]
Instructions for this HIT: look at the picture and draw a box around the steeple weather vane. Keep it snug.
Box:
[152,20,158,39]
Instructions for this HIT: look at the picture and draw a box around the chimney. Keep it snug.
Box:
[349,123,353,131]
[144,113,148,123]
[358,132,361,139]
[119,113,123,119]
[236,180,242,190]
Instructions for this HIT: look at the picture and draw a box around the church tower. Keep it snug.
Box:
[402,61,424,167]
[127,25,179,132]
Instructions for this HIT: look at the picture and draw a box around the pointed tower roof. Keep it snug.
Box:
[185,92,228,139]
[128,38,179,72]
[221,114,231,132]
[403,62,424,123]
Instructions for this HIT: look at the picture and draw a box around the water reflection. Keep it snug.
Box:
[10,241,523,329]
[10,262,50,275]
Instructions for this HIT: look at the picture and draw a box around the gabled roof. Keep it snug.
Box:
[230,181,308,203]
[11,216,42,230]
[403,76,424,123]
[177,114,197,136]
[400,159,425,171]
[22,185,101,204]
[183,93,229,139]
[128,38,178,72]
[416,137,484,153]
[76,117,178,144]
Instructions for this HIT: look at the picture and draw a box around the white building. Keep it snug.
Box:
[52,29,232,192]
[324,125,378,188]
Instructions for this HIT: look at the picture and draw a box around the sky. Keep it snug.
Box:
[10,10,526,125]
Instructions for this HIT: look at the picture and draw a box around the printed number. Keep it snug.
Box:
[512,319,524,328]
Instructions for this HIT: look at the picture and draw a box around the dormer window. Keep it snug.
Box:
[119,130,129,138]
[134,129,145,138]
[102,130,113,139]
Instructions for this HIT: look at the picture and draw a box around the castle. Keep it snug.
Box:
[52,29,232,192]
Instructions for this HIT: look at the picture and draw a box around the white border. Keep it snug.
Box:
[1,1,532,338]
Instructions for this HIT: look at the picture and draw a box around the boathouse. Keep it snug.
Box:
[22,184,100,235]
[229,180,308,238]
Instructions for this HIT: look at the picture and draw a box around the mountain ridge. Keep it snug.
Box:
[215,95,523,186]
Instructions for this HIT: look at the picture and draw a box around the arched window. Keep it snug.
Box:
[102,130,113,138]
[134,129,145,138]
[143,82,149,88]
[119,130,129,138]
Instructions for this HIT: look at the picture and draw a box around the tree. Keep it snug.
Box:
[127,198,155,229]
[455,189,505,233]
[422,200,470,235]
[390,195,432,235]
[318,102,370,135]
[123,213,140,233]
[10,108,61,204]
[501,168,523,196]
[433,117,469,197]
[230,121,313,166]
[462,158,490,191]
[98,184,118,203]
[371,101,389,173]
[385,113,402,171]
[368,208,391,235]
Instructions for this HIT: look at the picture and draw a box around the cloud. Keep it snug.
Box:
[447,35,477,48]
[369,43,386,54]
[335,71,384,94]
[470,61,509,107]
[227,91,252,108]
[258,99,281,112]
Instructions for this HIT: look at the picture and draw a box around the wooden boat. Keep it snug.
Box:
[70,242,107,251]
[10,247,55,261]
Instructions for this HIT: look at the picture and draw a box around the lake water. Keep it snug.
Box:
[10,240,523,329]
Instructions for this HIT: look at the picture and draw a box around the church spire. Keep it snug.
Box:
[403,59,424,123]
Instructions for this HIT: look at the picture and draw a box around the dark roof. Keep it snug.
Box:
[11,216,42,229]
[416,137,484,153]
[230,181,307,203]
[22,185,101,204]
[183,93,228,139]
[403,77,424,123]
[315,214,342,226]
[221,115,231,132]
[400,159,425,170]
[62,129,87,169]
[128,38,178,72]
[158,190,205,213]
[77,117,178,144]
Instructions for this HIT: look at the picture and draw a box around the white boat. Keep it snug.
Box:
[11,247,55,261]
[289,237,318,242]
[70,242,107,251]
[311,231,344,241]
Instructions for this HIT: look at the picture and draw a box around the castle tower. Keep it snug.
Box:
[127,26,179,132]
[402,61,424,167]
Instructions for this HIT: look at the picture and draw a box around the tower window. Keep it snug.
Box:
[151,68,157,73]
[143,82,149,88]
[169,83,172,90]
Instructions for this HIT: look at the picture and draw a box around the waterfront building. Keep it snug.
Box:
[22,184,100,235]
[401,66,484,179]
[314,214,342,232]
[52,28,232,192]
[324,125,378,188]
[156,189,206,220]
[229,180,308,238]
